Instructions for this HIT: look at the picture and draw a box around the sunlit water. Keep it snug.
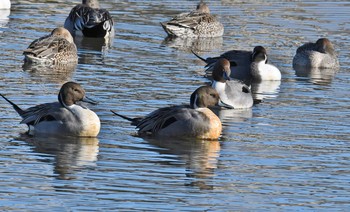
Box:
[0,0,349,210]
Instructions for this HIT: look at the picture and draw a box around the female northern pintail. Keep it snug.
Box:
[292,38,339,69]
[0,0,10,9]
[0,82,100,137]
[211,58,253,109]
[64,0,114,38]
[111,86,222,140]
[160,1,224,38]
[193,46,281,84]
[23,27,78,65]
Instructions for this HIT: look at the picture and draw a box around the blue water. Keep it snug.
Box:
[0,0,349,210]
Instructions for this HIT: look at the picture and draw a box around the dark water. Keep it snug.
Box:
[0,0,349,210]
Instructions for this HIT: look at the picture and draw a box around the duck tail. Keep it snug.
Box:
[110,110,141,126]
[0,94,25,116]
[191,50,208,63]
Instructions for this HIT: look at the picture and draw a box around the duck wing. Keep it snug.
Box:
[65,5,113,32]
[137,105,205,135]
[20,102,67,126]
[23,35,76,60]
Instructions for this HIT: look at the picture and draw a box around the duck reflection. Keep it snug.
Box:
[76,35,114,64]
[17,134,99,180]
[74,35,113,52]
[0,9,10,31]
[22,62,76,84]
[211,107,253,124]
[251,80,281,102]
[145,137,220,190]
[162,36,223,52]
[294,65,338,85]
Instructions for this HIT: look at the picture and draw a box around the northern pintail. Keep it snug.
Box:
[64,0,114,38]
[193,46,281,84]
[111,86,222,140]
[160,1,224,38]
[292,38,339,68]
[0,82,100,137]
[23,27,78,65]
[0,0,10,9]
[211,58,253,109]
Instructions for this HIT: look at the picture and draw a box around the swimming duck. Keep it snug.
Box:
[211,58,253,109]
[64,0,114,38]
[111,86,222,140]
[0,0,10,9]
[250,46,281,81]
[160,1,224,38]
[193,46,281,84]
[23,27,78,65]
[292,38,339,68]
[0,82,100,137]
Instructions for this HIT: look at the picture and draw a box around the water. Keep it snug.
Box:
[0,0,350,210]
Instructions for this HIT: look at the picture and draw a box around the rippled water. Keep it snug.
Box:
[0,0,350,210]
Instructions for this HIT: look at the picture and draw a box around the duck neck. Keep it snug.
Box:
[212,80,226,94]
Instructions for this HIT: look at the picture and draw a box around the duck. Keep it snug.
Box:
[23,27,78,65]
[211,58,253,109]
[193,46,281,84]
[0,0,10,9]
[111,86,222,140]
[0,82,100,137]
[250,46,282,81]
[292,38,339,69]
[160,1,224,38]
[64,0,114,38]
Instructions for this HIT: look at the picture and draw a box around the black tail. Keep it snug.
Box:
[191,50,208,63]
[0,94,25,116]
[191,50,223,67]
[110,110,142,126]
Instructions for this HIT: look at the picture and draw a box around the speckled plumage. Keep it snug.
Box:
[161,2,224,38]
[23,27,78,65]
[293,38,339,68]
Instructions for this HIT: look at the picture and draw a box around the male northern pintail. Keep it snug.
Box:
[64,0,114,38]
[23,27,78,65]
[160,1,224,38]
[0,82,100,137]
[111,86,222,140]
[193,46,281,84]
[211,58,253,109]
[292,38,339,68]
[0,0,10,9]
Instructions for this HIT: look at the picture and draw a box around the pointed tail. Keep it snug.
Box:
[110,110,142,126]
[0,94,25,116]
[191,50,208,63]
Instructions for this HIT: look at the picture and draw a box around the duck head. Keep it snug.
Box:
[252,46,268,64]
[58,82,97,109]
[190,86,220,109]
[315,38,335,54]
[83,0,100,9]
[196,1,210,14]
[212,58,231,83]
[51,27,75,44]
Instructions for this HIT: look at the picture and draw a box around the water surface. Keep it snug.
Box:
[0,0,349,210]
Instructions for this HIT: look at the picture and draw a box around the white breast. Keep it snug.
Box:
[256,61,281,81]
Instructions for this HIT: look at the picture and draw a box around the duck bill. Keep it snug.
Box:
[219,100,234,109]
[82,96,98,105]
[223,71,231,81]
